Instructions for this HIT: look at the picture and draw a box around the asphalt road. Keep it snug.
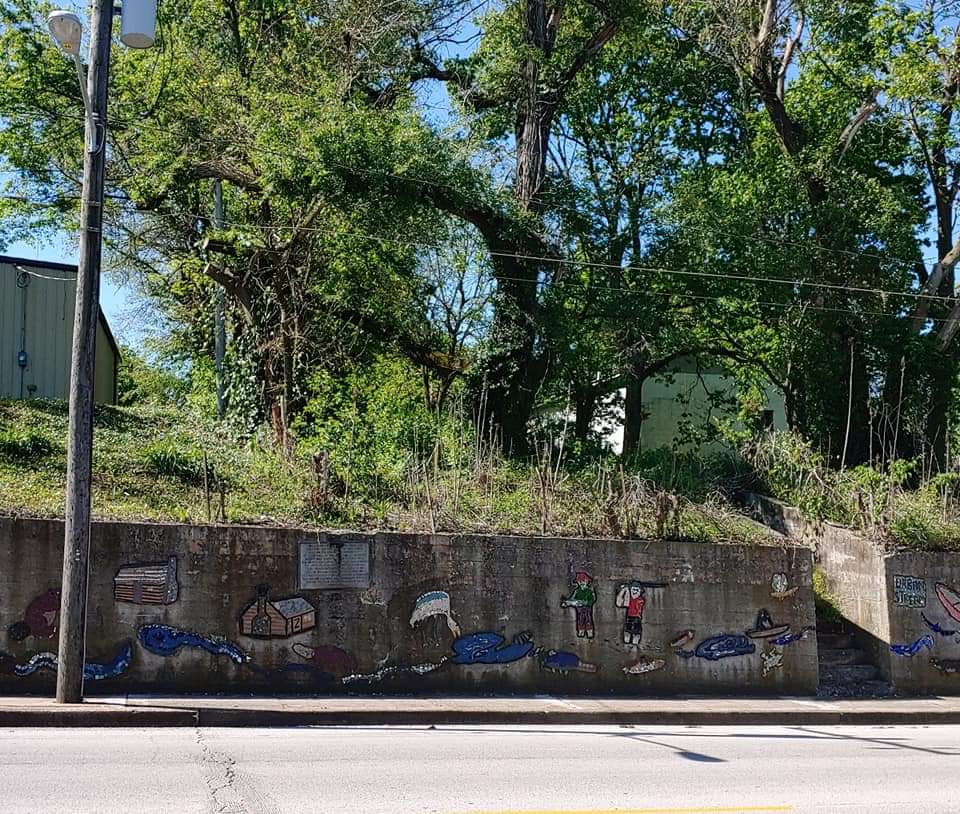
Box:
[0,724,957,813]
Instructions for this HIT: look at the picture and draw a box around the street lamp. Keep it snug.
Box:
[47,12,96,152]
[47,10,82,52]
[46,0,154,705]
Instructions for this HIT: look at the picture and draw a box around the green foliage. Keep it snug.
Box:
[813,567,844,626]
[116,346,188,407]
[0,398,776,544]
[293,355,461,498]
[140,440,213,487]
[0,427,56,462]
[745,430,960,552]
[5,0,960,505]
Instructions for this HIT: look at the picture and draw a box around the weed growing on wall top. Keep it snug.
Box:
[0,398,776,544]
[744,430,960,552]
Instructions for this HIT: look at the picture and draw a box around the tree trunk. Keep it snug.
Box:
[925,200,956,470]
[843,347,871,467]
[574,386,596,442]
[622,373,645,461]
[479,282,544,455]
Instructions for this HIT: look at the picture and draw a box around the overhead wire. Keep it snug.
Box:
[2,187,956,314]
[0,104,946,272]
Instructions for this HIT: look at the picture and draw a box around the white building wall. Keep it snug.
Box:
[603,371,788,454]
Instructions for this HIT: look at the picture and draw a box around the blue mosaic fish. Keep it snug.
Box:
[890,635,934,657]
[921,613,958,637]
[769,625,816,647]
[138,624,246,664]
[15,641,132,680]
[450,631,535,665]
[694,634,756,661]
[541,650,598,674]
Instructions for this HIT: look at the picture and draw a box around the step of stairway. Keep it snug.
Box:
[818,647,870,667]
[816,632,855,650]
[819,663,879,685]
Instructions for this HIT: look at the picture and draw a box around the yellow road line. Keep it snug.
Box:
[460,807,793,814]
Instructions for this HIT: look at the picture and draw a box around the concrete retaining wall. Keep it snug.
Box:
[745,494,960,694]
[0,516,818,695]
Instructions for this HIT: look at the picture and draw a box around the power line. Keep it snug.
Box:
[0,101,950,269]
[4,186,956,313]
[104,205,956,325]
[148,206,960,305]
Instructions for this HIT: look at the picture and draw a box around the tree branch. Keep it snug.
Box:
[188,160,261,192]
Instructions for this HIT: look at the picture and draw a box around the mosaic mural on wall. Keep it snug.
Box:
[615,580,665,646]
[291,643,357,678]
[14,642,132,681]
[745,610,789,640]
[936,583,960,624]
[541,650,598,674]
[561,572,597,640]
[450,631,536,665]
[409,591,461,639]
[888,577,960,679]
[138,624,247,664]
[890,635,934,657]
[239,585,316,638]
[770,573,799,600]
[0,535,816,693]
[622,657,665,675]
[7,588,60,642]
[114,556,179,605]
[892,575,926,608]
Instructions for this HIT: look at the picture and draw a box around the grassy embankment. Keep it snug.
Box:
[745,431,960,552]
[0,398,774,543]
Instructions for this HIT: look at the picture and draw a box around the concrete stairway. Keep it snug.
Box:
[817,631,892,698]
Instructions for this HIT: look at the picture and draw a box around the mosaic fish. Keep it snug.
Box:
[541,650,598,674]
[694,634,756,661]
[138,624,246,664]
[622,657,665,675]
[15,641,132,680]
[930,657,960,675]
[450,631,535,665]
[890,635,934,657]
[769,625,816,647]
[921,612,958,637]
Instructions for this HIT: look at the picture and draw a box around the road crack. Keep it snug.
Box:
[195,727,280,814]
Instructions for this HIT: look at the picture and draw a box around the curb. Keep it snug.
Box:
[191,709,960,727]
[1,705,959,727]
[0,706,198,727]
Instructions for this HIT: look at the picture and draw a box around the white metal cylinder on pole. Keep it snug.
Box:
[120,0,156,48]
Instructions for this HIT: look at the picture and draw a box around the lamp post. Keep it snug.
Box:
[47,0,154,704]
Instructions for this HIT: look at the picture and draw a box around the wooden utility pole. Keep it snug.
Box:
[213,180,227,418]
[56,0,114,704]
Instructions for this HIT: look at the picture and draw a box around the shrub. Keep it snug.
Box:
[0,429,56,462]
[813,567,843,626]
[140,441,213,486]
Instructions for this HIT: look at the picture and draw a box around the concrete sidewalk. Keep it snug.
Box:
[1,694,960,727]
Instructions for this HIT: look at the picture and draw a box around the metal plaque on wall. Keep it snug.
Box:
[299,539,370,589]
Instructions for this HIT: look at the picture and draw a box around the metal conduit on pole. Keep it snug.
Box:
[214,180,227,419]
